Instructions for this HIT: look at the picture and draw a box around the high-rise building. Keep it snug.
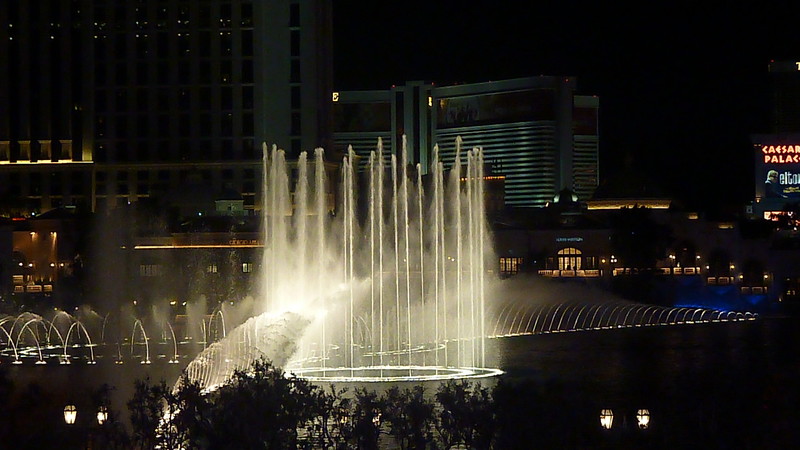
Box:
[0,0,332,214]
[751,61,800,218]
[332,77,600,207]
[768,60,800,134]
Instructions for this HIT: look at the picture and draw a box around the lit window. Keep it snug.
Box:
[242,262,254,273]
[499,257,523,275]
[207,264,218,273]
[557,247,582,270]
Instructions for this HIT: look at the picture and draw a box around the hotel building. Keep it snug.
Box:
[0,0,333,215]
[332,76,600,207]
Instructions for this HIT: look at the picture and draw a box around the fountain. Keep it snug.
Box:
[0,310,98,364]
[179,137,502,391]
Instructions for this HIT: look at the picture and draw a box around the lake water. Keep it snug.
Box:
[491,316,800,448]
[4,316,798,448]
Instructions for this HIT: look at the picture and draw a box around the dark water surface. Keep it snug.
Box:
[490,317,800,448]
[5,317,799,448]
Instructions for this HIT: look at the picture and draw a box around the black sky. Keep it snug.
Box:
[332,1,799,213]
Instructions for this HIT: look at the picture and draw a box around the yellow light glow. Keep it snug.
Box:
[636,409,650,429]
[134,244,263,249]
[0,160,89,165]
[64,405,77,425]
[599,409,614,429]
[587,200,671,210]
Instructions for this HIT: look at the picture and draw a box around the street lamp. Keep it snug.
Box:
[636,409,651,429]
[97,406,109,425]
[600,409,614,430]
[64,404,77,425]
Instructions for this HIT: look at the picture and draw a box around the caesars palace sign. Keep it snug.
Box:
[761,145,800,164]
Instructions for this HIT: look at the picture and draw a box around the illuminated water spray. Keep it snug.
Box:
[180,137,501,390]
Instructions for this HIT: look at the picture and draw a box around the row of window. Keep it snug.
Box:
[1,167,260,196]
[500,249,603,274]
[95,59,255,86]
[96,112,256,137]
[93,30,255,60]
[95,1,255,28]
[92,140,258,163]
[95,86,255,113]
[140,262,254,277]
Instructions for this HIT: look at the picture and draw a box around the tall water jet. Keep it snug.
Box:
[179,138,502,390]
[283,137,499,380]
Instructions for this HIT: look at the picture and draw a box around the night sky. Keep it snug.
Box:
[332,1,799,213]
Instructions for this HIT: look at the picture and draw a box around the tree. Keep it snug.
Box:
[127,378,172,450]
[201,358,320,449]
[299,384,352,449]
[91,384,130,449]
[382,385,435,449]
[164,377,213,450]
[351,388,384,450]
[435,380,495,449]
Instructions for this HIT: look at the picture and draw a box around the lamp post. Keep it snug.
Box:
[64,404,110,448]
[97,406,109,425]
[64,404,81,449]
[64,404,77,425]
[636,409,651,430]
[599,409,614,430]
[600,408,653,445]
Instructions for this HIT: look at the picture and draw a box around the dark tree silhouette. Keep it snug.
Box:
[382,385,435,449]
[435,379,495,449]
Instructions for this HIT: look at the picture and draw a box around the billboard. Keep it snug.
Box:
[753,134,800,209]
[435,89,555,128]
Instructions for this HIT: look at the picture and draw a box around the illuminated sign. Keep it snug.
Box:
[761,145,800,164]
[752,136,800,204]
[229,239,261,245]
[556,237,583,243]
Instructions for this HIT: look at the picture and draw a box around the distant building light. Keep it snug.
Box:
[64,405,77,425]
[636,409,651,429]
[332,92,339,102]
[587,199,671,210]
[600,409,614,429]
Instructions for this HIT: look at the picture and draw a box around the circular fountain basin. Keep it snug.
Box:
[290,365,504,382]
